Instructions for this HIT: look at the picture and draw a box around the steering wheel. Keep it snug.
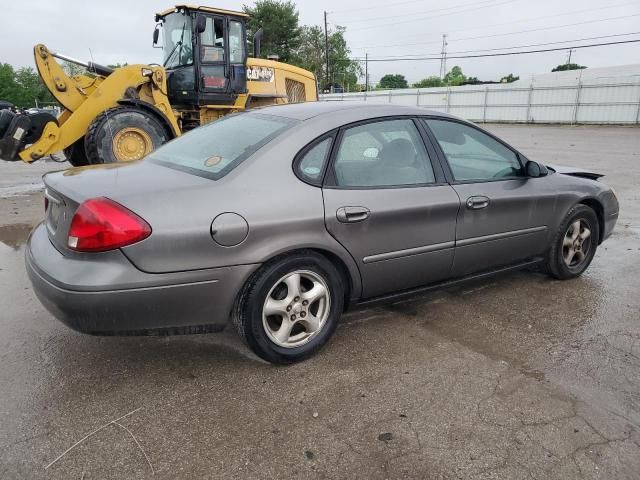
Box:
[493,167,516,178]
[179,44,193,65]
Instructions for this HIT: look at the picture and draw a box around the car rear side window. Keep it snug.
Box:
[333,119,436,187]
[424,119,523,181]
[295,136,333,185]
[149,113,296,180]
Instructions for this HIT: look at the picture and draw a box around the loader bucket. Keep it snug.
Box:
[0,110,58,162]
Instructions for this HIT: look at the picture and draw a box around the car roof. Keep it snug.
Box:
[253,101,456,122]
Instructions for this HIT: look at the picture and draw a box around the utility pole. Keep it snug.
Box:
[324,11,329,90]
[439,34,448,80]
[365,52,369,92]
[567,48,573,65]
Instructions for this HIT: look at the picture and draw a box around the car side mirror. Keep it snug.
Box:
[526,160,548,178]
[152,25,160,46]
[195,14,207,34]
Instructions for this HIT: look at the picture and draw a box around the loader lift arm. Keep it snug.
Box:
[0,44,180,164]
[0,4,318,166]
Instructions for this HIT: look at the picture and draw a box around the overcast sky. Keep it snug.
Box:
[1,0,639,84]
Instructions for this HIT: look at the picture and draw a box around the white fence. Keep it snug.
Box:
[321,66,640,124]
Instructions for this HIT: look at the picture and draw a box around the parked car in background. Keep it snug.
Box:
[26,103,619,363]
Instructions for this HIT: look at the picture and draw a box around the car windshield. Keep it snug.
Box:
[148,113,297,180]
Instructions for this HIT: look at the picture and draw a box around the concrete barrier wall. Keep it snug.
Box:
[320,67,640,124]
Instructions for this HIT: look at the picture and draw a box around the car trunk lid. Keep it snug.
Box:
[42,160,213,254]
[44,185,79,252]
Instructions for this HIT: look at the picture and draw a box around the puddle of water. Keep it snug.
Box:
[520,368,545,381]
[0,223,33,249]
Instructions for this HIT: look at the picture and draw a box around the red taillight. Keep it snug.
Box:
[44,197,49,212]
[68,197,151,252]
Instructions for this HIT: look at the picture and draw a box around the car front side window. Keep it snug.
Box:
[333,119,436,187]
[424,119,523,182]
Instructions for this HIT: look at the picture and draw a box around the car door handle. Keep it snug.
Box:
[336,206,370,223]
[466,196,490,210]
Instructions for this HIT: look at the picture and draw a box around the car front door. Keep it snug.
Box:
[321,118,460,298]
[423,118,554,277]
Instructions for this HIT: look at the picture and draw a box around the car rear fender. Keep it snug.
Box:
[254,244,362,303]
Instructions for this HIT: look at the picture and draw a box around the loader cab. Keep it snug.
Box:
[155,6,248,108]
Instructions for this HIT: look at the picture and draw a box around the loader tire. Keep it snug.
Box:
[85,107,169,164]
[64,138,90,167]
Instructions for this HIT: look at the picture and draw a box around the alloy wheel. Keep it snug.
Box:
[262,270,331,348]
[562,218,592,268]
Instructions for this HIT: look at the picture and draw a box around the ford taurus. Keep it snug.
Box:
[26,103,619,363]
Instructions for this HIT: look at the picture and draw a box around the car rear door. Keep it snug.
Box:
[423,118,553,277]
[320,117,460,299]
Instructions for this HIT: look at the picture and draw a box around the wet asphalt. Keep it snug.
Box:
[0,125,639,479]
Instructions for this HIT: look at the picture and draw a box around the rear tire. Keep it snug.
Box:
[64,138,90,166]
[546,204,599,280]
[234,251,344,364]
[85,107,169,164]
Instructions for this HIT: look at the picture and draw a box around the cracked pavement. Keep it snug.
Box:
[0,125,639,479]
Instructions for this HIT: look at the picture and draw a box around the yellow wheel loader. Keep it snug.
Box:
[0,5,317,165]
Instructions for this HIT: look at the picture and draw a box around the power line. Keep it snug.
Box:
[448,31,640,54]
[349,0,640,49]
[453,13,640,44]
[352,31,640,59]
[351,39,640,62]
[330,0,506,23]
[350,12,640,50]
[338,0,519,32]
[327,0,500,16]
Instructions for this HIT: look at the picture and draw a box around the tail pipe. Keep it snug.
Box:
[253,28,263,58]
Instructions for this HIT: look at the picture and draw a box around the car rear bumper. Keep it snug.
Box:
[26,223,258,335]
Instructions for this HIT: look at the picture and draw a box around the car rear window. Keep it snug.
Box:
[148,113,297,180]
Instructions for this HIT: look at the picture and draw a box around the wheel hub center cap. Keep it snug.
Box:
[292,303,302,315]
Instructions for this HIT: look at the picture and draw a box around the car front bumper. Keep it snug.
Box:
[26,223,258,335]
[601,189,619,242]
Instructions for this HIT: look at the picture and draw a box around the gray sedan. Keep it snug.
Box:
[26,103,619,363]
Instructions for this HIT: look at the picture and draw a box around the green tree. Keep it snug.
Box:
[0,63,19,104]
[294,25,324,80]
[443,66,466,86]
[15,67,55,107]
[0,63,54,108]
[552,63,587,72]
[243,0,301,62]
[413,76,443,88]
[378,74,408,89]
[62,61,85,77]
[500,73,519,83]
[293,25,361,91]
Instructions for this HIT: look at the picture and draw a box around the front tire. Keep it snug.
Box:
[546,204,599,280]
[234,251,344,364]
[85,107,169,164]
